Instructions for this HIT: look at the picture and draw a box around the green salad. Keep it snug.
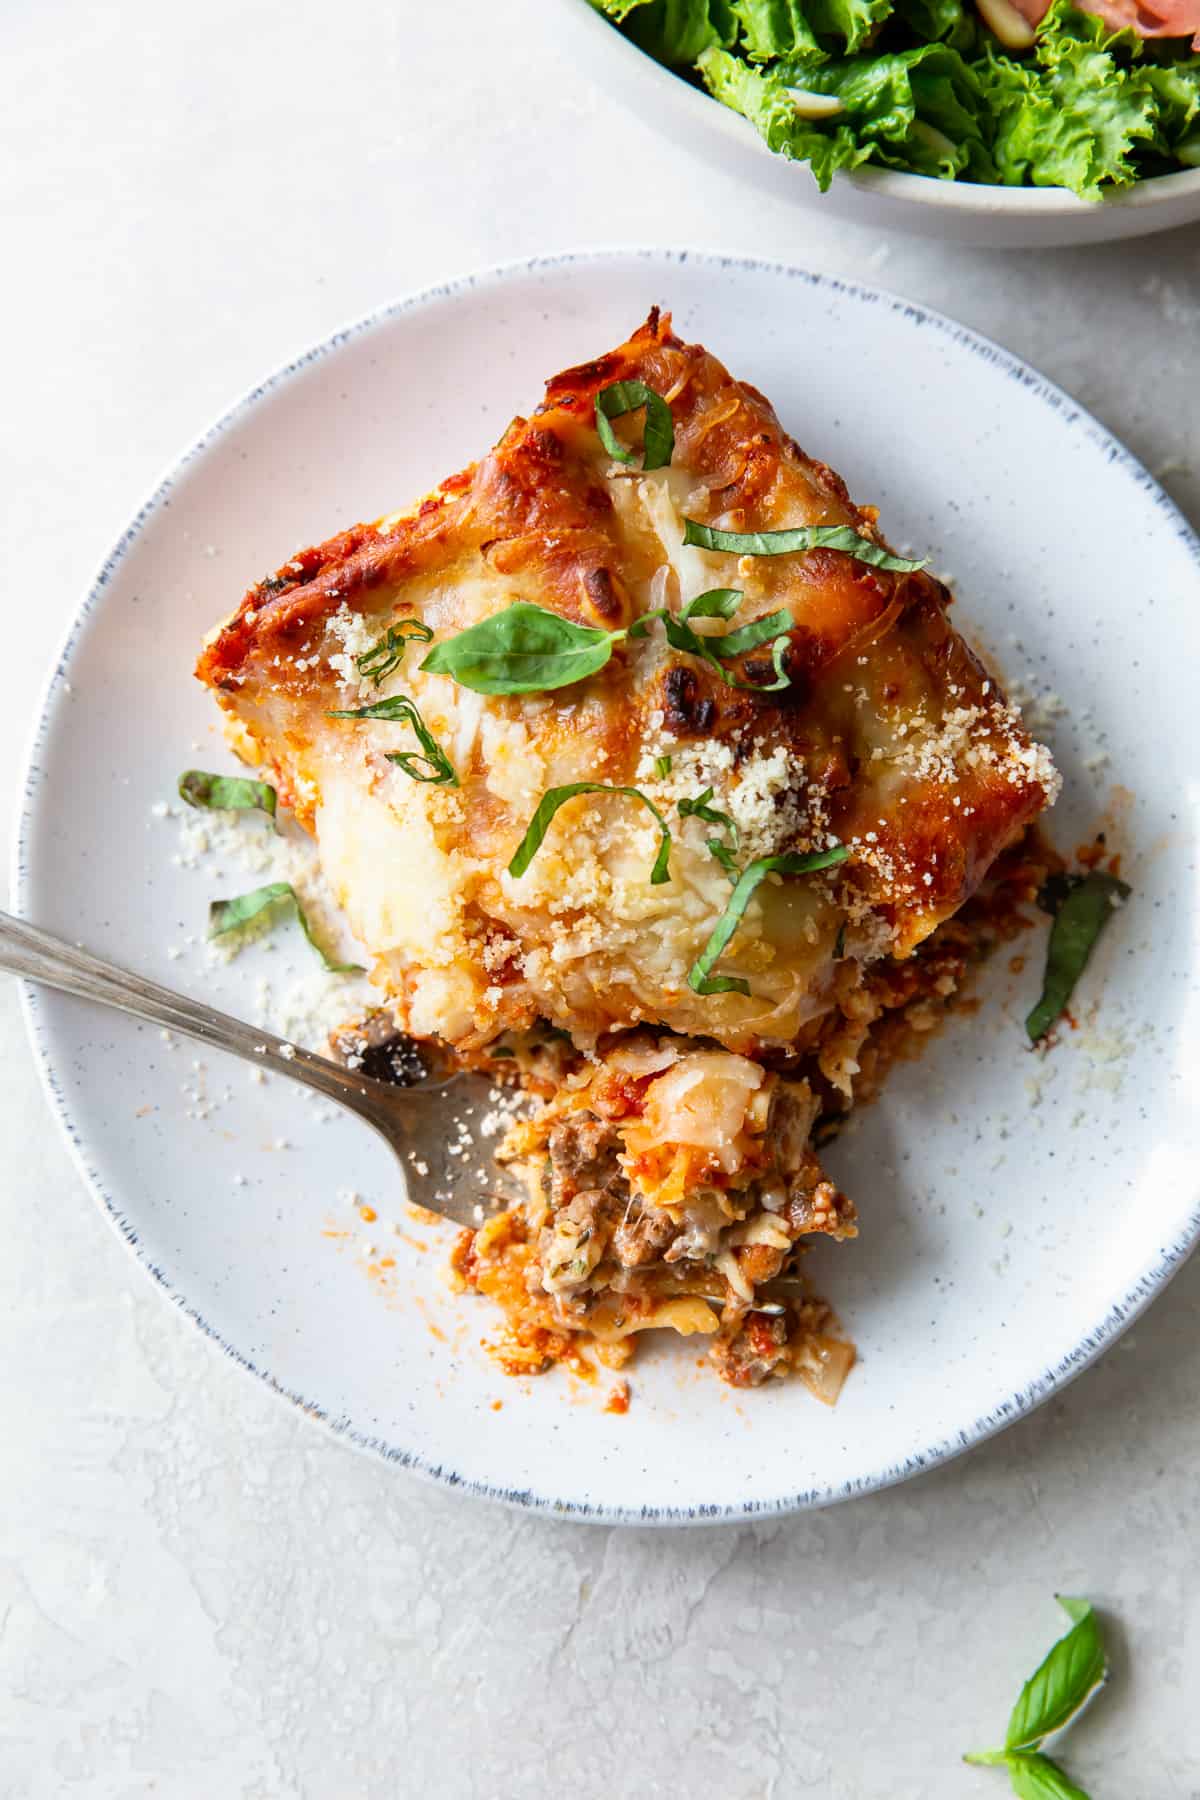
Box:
[588,0,1200,197]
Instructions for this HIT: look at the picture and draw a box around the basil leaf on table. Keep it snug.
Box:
[965,1594,1107,1800]
[1004,1753,1091,1800]
[682,518,928,571]
[178,769,277,825]
[208,883,362,974]
[1005,1597,1107,1752]
[327,695,457,786]
[355,619,434,686]
[421,602,623,695]
[508,783,671,885]
[1026,873,1130,1042]
[594,380,675,470]
[688,845,849,996]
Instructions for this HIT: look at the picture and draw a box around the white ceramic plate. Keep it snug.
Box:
[556,0,1200,249]
[14,250,1200,1523]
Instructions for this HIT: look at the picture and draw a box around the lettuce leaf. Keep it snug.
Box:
[701,41,993,182]
[893,0,971,46]
[731,0,825,63]
[804,0,894,53]
[730,0,893,63]
[979,35,1158,195]
[1142,59,1200,143]
[698,46,880,183]
[588,0,737,64]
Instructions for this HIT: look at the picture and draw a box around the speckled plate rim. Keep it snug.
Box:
[12,248,1200,1525]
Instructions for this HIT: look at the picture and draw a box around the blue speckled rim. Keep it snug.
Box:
[12,249,1200,1525]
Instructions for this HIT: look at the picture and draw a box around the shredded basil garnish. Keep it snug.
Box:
[1026,871,1130,1043]
[178,769,277,826]
[208,883,362,973]
[630,589,794,692]
[688,846,849,996]
[683,588,743,622]
[355,619,434,686]
[682,519,928,572]
[421,602,622,696]
[706,837,739,879]
[717,610,795,657]
[594,380,675,471]
[327,695,457,786]
[509,783,671,885]
[678,787,739,881]
[678,786,738,841]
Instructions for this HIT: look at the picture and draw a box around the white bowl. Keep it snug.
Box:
[557,0,1200,248]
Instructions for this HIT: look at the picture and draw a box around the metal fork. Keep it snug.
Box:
[0,909,522,1226]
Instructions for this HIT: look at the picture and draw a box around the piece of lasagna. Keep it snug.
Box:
[197,311,1059,1393]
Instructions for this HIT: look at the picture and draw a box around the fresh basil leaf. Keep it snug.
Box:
[682,587,744,622]
[683,518,928,571]
[421,602,621,695]
[178,769,277,825]
[677,786,739,844]
[1005,1752,1092,1800]
[327,695,457,786]
[1026,872,1130,1042]
[688,845,849,996]
[208,883,362,973]
[508,783,671,885]
[594,380,675,470]
[654,754,673,778]
[1005,1597,1107,1751]
[355,618,434,686]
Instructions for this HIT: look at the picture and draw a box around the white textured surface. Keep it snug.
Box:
[2,2,1199,1794]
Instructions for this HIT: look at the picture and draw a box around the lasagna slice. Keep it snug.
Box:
[197,310,1059,1392]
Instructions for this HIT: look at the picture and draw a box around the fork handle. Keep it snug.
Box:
[0,907,386,1117]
